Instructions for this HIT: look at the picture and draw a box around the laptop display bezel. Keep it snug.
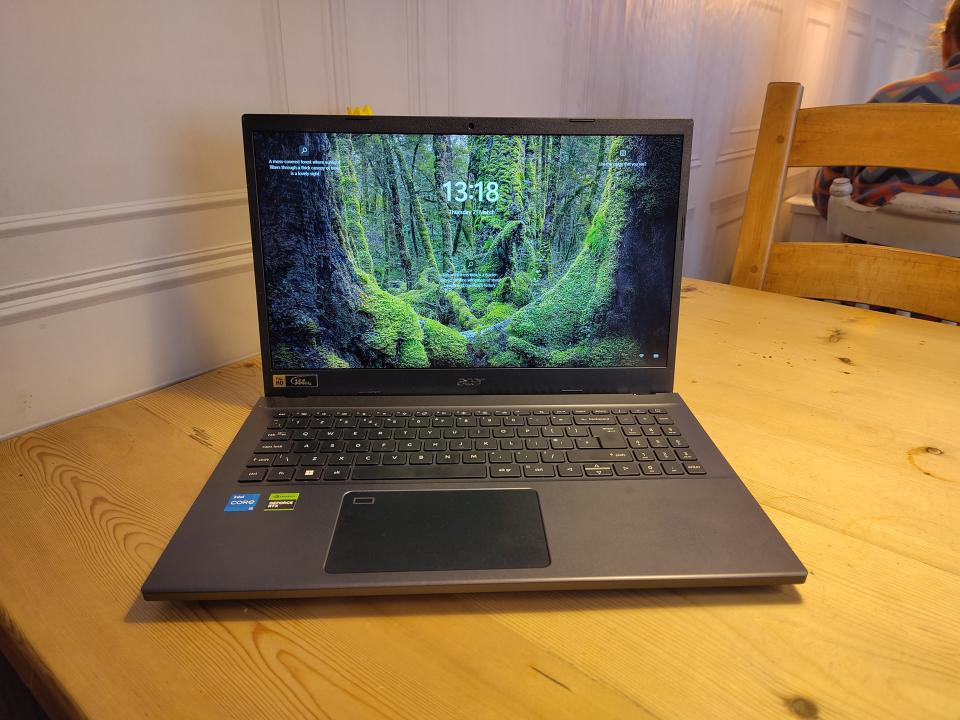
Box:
[242,114,691,397]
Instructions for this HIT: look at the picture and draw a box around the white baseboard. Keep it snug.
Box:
[0,351,259,442]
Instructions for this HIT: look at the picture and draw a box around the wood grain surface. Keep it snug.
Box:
[1,279,958,720]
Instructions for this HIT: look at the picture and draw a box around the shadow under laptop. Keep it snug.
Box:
[124,584,802,625]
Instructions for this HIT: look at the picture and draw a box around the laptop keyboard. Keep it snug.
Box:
[240,407,706,484]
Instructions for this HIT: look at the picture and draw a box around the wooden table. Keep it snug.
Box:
[1,278,958,720]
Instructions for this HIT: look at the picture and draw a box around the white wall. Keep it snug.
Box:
[0,0,945,438]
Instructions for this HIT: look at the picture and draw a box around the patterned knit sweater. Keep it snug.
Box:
[813,52,960,218]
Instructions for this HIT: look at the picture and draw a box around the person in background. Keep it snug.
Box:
[813,0,960,218]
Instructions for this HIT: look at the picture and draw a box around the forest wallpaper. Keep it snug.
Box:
[253,130,682,370]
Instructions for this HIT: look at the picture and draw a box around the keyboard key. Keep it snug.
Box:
[490,465,521,478]
[634,449,656,462]
[650,408,669,414]
[383,452,406,464]
[683,463,707,475]
[516,450,540,464]
[294,467,322,481]
[463,451,487,463]
[676,449,698,462]
[325,467,350,481]
[262,430,290,441]
[640,462,662,476]
[410,452,434,464]
[655,415,674,425]
[557,464,583,477]
[584,464,614,477]
[352,465,488,480]
[489,451,514,463]
[598,435,627,449]
[247,455,275,467]
[301,454,326,466]
[273,454,298,466]
[662,426,681,436]
[668,437,689,448]
[574,416,616,425]
[257,442,291,453]
[437,452,460,464]
[356,453,380,465]
[575,437,600,449]
[614,462,641,476]
[568,450,634,462]
[655,449,676,461]
[239,469,266,483]
[523,464,555,478]
[266,467,293,482]
[661,461,685,475]
[627,437,649,449]
[648,438,670,449]
[542,450,566,463]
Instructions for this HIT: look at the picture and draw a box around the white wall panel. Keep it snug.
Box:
[0,0,946,437]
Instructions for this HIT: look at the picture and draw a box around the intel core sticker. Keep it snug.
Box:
[225,493,260,512]
[265,492,300,511]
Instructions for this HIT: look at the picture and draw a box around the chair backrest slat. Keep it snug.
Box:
[732,81,960,322]
[790,104,960,173]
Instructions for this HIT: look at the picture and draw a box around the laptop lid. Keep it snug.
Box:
[242,115,691,398]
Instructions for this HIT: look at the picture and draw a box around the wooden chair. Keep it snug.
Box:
[731,82,960,322]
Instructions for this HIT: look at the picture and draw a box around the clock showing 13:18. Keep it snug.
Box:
[441,180,500,203]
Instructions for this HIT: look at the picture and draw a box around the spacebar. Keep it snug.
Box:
[352,465,488,480]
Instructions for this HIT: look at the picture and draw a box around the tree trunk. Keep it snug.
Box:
[433,134,455,272]
[582,136,608,227]
[253,131,368,367]
[334,134,374,274]
[538,136,562,278]
[389,136,439,277]
[378,136,415,289]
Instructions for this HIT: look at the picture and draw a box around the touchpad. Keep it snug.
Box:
[325,489,550,573]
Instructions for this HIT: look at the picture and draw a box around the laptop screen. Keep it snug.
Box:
[251,130,683,371]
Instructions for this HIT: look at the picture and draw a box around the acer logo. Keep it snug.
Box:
[456,377,485,387]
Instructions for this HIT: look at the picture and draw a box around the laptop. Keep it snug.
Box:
[142,115,806,600]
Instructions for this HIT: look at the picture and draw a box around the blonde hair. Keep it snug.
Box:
[944,0,960,44]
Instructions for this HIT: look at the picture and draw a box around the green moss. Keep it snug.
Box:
[507,142,629,352]
[335,136,374,273]
[506,336,549,366]
[421,317,469,367]
[477,301,516,327]
[482,220,523,276]
[489,350,524,367]
[357,271,428,368]
[403,282,479,330]
[447,290,480,330]
[320,350,349,368]
[272,344,299,369]
[549,337,643,368]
